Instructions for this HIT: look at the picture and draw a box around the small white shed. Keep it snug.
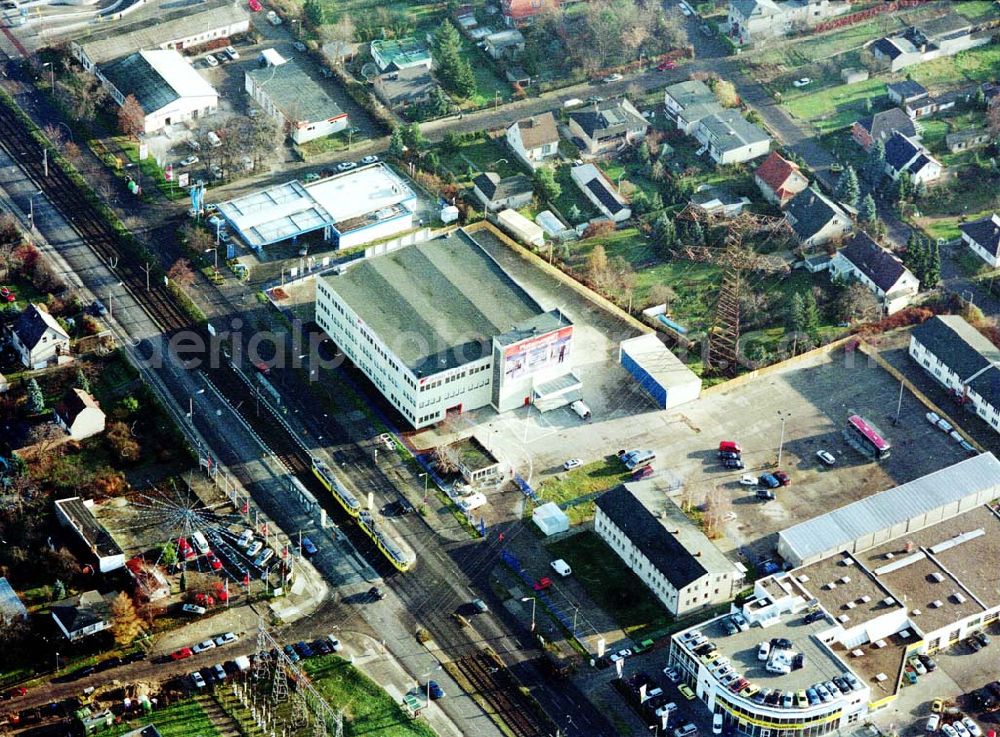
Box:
[532,502,569,536]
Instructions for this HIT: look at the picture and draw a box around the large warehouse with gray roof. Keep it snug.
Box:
[315,228,578,428]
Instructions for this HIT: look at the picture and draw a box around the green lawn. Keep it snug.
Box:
[952,0,1000,21]
[909,44,1000,89]
[534,456,634,524]
[303,655,437,737]
[459,39,512,110]
[780,77,887,133]
[440,138,522,180]
[547,531,671,640]
[106,700,219,737]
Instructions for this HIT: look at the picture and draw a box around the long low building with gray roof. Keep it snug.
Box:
[314,227,578,429]
[245,60,348,144]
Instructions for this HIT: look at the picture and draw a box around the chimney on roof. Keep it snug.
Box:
[904,540,915,553]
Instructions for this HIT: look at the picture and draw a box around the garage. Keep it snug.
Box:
[619,334,701,410]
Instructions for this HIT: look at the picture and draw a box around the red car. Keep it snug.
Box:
[533,577,553,591]
[212,582,229,602]
[774,470,791,486]
[632,465,654,480]
[6,687,26,699]
[171,647,194,660]
[178,537,196,561]
[0,287,16,303]
[206,552,222,571]
[657,60,677,71]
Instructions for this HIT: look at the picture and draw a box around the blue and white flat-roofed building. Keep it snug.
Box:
[315,228,576,429]
[216,163,417,251]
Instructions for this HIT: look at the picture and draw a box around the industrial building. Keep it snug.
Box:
[670,456,1000,735]
[70,0,250,71]
[54,497,125,573]
[595,484,745,617]
[97,50,218,134]
[245,60,348,144]
[619,334,701,410]
[314,228,577,429]
[216,163,417,251]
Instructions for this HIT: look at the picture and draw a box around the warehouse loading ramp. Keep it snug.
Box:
[532,371,582,412]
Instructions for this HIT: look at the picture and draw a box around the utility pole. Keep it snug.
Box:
[142,262,151,290]
[894,378,904,425]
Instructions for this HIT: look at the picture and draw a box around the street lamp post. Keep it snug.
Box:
[206,247,218,269]
[420,472,429,503]
[521,596,536,632]
[42,61,53,89]
[28,189,43,229]
[189,388,205,422]
[776,410,789,468]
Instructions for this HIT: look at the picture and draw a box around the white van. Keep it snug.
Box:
[570,400,591,420]
[562,98,584,108]
[191,530,210,556]
[551,559,572,577]
[757,641,771,661]
[457,492,487,512]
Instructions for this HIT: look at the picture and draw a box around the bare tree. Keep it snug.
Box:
[167,257,196,287]
[702,487,732,539]
[433,443,461,475]
[586,244,611,289]
[713,80,740,108]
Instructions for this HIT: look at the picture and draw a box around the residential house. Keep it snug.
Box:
[570,164,631,222]
[8,303,70,369]
[851,108,917,150]
[784,187,852,248]
[55,497,126,573]
[905,91,958,119]
[886,80,928,106]
[506,112,559,169]
[51,590,118,641]
[871,12,991,72]
[695,109,771,165]
[500,0,558,27]
[884,131,942,185]
[54,388,106,441]
[484,30,525,60]
[909,315,1000,432]
[373,67,436,111]
[754,151,809,206]
[690,187,751,218]
[567,98,647,156]
[369,38,432,73]
[960,213,1000,268]
[829,231,919,314]
[663,80,721,134]
[473,172,534,212]
[245,60,348,144]
[594,484,744,617]
[96,50,218,135]
[726,0,850,46]
[946,130,991,154]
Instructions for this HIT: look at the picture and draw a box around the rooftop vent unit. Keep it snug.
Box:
[840,576,852,584]
[905,541,915,553]
[860,595,872,603]
[797,575,810,583]
[884,552,895,560]
[930,572,945,583]
[912,609,922,616]
[900,629,912,639]
[842,558,855,566]
[837,614,850,623]
[826,582,838,590]
[845,601,857,609]
[851,649,864,657]
[883,597,896,606]
[931,600,943,608]
[953,592,967,604]
[875,673,888,682]
[874,639,888,649]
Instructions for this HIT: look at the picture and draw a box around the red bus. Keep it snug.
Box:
[846,414,891,460]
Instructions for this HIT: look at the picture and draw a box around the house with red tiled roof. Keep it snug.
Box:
[754,151,808,207]
[501,0,557,27]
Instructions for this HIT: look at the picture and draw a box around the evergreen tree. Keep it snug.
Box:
[654,213,676,248]
[636,140,651,164]
[865,140,886,185]
[859,193,877,224]
[688,220,705,246]
[834,165,860,207]
[403,122,425,150]
[975,86,986,109]
[802,291,821,336]
[788,292,806,334]
[430,86,451,117]
[388,126,406,157]
[433,21,476,98]
[74,369,90,394]
[924,239,941,289]
[647,191,664,213]
[631,190,650,215]
[904,231,928,281]
[893,170,914,203]
[52,579,66,601]
[303,0,326,28]
[26,378,44,414]
[568,204,582,223]
[864,96,873,114]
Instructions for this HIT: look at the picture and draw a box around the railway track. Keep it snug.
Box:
[454,651,548,737]
[0,98,190,334]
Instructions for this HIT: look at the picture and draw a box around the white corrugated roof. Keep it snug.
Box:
[142,50,216,101]
[620,333,701,390]
[779,453,1000,563]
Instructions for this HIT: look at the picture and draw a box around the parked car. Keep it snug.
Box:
[293,41,306,52]
[722,618,738,635]
[936,417,954,433]
[301,537,318,557]
[974,630,991,647]
[295,641,314,658]
[190,671,207,689]
[926,411,941,426]
[206,551,222,570]
[657,60,677,71]
[963,719,983,737]
[225,45,239,60]
[563,458,582,470]
[283,644,300,663]
[722,457,745,470]
[193,640,216,654]
[609,648,632,663]
[804,610,825,624]
[586,95,604,104]
[739,474,757,486]
[942,725,959,737]
[215,52,228,64]
[266,9,281,24]
[247,540,264,557]
[179,155,199,167]
[918,653,937,671]
[663,666,681,683]
[171,647,194,660]
[967,636,983,652]
[758,473,780,489]
[182,604,207,615]
[427,680,445,699]
[471,598,488,613]
[551,559,572,577]
[214,632,238,647]
[360,155,379,165]
[327,634,343,652]
[603,73,623,82]
[792,78,812,87]
[773,470,791,486]
[731,612,749,631]
[678,684,696,700]
[336,161,357,172]
[909,657,927,675]
[368,586,385,601]
[926,714,941,732]
[756,488,775,501]
[816,450,836,465]
[633,464,656,479]
[204,54,219,68]
[254,548,275,567]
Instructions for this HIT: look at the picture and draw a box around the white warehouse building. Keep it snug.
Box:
[315,228,578,429]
